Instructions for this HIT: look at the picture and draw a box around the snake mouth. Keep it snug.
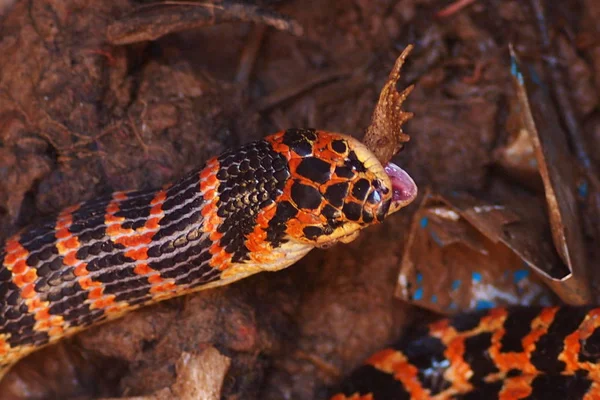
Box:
[384,162,417,213]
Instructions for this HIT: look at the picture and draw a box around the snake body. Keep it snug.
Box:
[331,306,600,400]
[0,129,416,379]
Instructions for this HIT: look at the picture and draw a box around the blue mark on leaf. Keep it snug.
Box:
[416,272,423,284]
[414,288,424,301]
[420,217,429,228]
[472,272,482,283]
[513,269,529,284]
[429,231,444,246]
[451,280,461,291]
[510,56,524,85]
[475,300,495,310]
[431,294,438,303]
[578,181,589,197]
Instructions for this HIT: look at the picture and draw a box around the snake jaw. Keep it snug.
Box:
[384,162,417,215]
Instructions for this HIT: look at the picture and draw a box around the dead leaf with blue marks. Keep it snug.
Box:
[395,190,560,315]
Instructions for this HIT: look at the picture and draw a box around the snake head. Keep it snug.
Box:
[266,129,417,249]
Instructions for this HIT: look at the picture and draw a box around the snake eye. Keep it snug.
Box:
[367,190,382,204]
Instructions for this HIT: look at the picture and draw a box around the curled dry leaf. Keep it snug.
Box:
[395,190,565,315]
[106,1,303,45]
[509,46,591,304]
[101,347,231,400]
[362,45,414,165]
[493,110,543,192]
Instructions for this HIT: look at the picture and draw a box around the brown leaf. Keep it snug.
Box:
[493,115,543,192]
[363,45,414,164]
[106,1,303,46]
[509,45,591,304]
[395,190,562,315]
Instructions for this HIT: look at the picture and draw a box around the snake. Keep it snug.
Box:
[4,128,598,399]
[331,306,600,400]
[0,128,418,380]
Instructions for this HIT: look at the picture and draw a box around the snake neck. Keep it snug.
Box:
[0,138,306,376]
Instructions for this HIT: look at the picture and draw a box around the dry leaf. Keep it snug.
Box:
[395,190,562,315]
[107,1,303,45]
[508,45,591,304]
[363,45,414,165]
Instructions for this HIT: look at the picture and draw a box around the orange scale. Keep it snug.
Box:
[55,228,71,240]
[208,242,222,256]
[134,263,153,275]
[246,234,272,254]
[113,192,128,201]
[428,319,453,338]
[150,190,167,205]
[106,202,120,214]
[205,174,219,188]
[317,149,341,164]
[105,303,128,314]
[209,231,223,242]
[148,274,163,284]
[295,210,323,225]
[145,217,160,230]
[249,251,275,264]
[212,252,232,270]
[63,251,79,266]
[11,260,27,275]
[330,395,373,400]
[200,160,218,179]
[498,376,534,400]
[208,215,222,231]
[125,247,148,261]
[27,297,45,310]
[106,224,127,237]
[287,157,303,172]
[91,296,115,310]
[12,274,25,287]
[201,202,217,218]
[48,326,64,337]
[368,349,428,399]
[203,189,216,201]
[584,382,600,400]
[88,286,104,299]
[34,308,50,321]
[79,277,101,290]
[444,337,472,391]
[22,269,37,284]
[35,320,52,330]
[560,330,581,373]
[285,219,305,238]
[21,284,36,299]
[150,281,176,294]
[74,263,89,277]
[3,253,17,266]
[5,239,22,253]
[55,212,72,225]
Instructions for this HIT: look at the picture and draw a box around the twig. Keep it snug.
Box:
[254,68,354,112]
[437,0,477,18]
[529,0,593,170]
[236,25,267,85]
